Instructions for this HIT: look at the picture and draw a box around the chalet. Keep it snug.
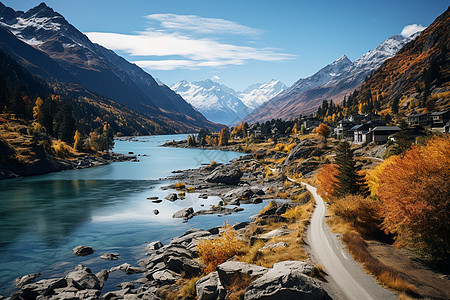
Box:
[347,114,381,125]
[247,125,262,138]
[352,124,374,144]
[366,126,400,144]
[302,117,320,132]
[431,110,450,127]
[407,112,432,126]
[336,120,355,139]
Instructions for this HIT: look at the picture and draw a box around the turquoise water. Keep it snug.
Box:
[0,134,267,295]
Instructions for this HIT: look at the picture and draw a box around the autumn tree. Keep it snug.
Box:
[367,135,450,260]
[334,141,367,197]
[73,130,83,152]
[187,134,197,146]
[316,123,331,142]
[218,128,230,146]
[316,164,339,201]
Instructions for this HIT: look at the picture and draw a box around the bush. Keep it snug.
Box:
[175,182,186,190]
[197,223,245,274]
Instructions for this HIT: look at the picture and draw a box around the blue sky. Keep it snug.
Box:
[2,0,449,90]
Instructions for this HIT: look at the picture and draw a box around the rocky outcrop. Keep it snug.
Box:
[14,273,40,288]
[172,207,194,219]
[165,193,178,201]
[217,261,268,289]
[100,253,120,260]
[244,261,330,299]
[205,166,243,185]
[196,271,226,300]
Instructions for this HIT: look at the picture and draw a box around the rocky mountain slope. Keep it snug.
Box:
[239,79,287,110]
[0,2,221,133]
[242,35,412,123]
[351,6,450,113]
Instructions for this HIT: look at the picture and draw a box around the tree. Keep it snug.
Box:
[391,96,400,115]
[187,134,197,146]
[367,135,450,260]
[73,130,83,152]
[334,141,367,197]
[218,128,230,146]
[53,103,76,144]
[316,123,331,142]
[316,164,339,201]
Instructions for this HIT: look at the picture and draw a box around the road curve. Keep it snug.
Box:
[302,182,396,300]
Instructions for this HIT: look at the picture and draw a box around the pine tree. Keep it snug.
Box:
[334,141,367,197]
[74,130,83,152]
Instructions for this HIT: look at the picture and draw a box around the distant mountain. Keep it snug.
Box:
[242,35,412,123]
[350,6,450,113]
[171,79,250,125]
[239,79,287,110]
[0,2,221,133]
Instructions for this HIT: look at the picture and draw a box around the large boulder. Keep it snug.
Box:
[172,207,194,219]
[165,193,178,201]
[205,167,242,185]
[217,261,268,289]
[14,273,41,288]
[259,226,292,240]
[165,256,204,276]
[196,271,226,300]
[244,261,330,300]
[146,241,163,251]
[283,139,316,166]
[152,269,181,285]
[72,245,94,256]
[170,229,210,246]
[66,265,102,290]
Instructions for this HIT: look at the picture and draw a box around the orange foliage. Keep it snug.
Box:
[316,164,339,201]
[197,223,245,274]
[369,135,450,258]
[315,123,330,140]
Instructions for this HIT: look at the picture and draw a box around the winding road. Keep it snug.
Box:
[300,182,396,300]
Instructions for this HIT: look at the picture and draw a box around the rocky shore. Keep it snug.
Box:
[0,152,137,180]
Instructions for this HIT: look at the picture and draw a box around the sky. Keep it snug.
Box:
[2,0,449,91]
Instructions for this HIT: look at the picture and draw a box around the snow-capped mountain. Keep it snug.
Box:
[0,2,220,131]
[171,80,251,125]
[242,35,412,123]
[239,79,287,109]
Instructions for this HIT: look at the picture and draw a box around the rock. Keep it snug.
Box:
[252,198,263,204]
[146,241,163,251]
[66,265,102,290]
[95,269,109,283]
[163,246,194,260]
[244,261,329,300]
[15,273,41,288]
[198,193,208,199]
[22,278,67,295]
[152,199,162,203]
[256,215,288,225]
[259,242,289,251]
[166,256,204,276]
[232,221,250,230]
[172,207,194,219]
[196,271,226,300]
[165,193,178,201]
[259,226,293,240]
[72,245,94,256]
[117,281,135,289]
[170,230,210,246]
[147,196,158,200]
[217,261,268,289]
[275,203,291,215]
[152,269,181,285]
[100,253,120,260]
[229,199,240,206]
[252,189,265,196]
[283,140,316,166]
[225,187,254,199]
[205,167,242,185]
[153,209,159,215]
[233,207,244,212]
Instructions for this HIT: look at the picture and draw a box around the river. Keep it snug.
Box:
[0,134,267,295]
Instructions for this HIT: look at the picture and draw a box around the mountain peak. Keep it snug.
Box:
[332,54,352,65]
[27,2,56,15]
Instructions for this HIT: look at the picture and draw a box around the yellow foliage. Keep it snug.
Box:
[186,187,195,193]
[197,223,245,274]
[282,206,307,221]
[175,182,186,190]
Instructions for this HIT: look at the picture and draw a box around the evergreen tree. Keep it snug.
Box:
[391,96,400,115]
[334,141,367,197]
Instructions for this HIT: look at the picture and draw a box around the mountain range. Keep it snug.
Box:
[0,2,221,134]
[171,79,286,125]
[242,34,413,123]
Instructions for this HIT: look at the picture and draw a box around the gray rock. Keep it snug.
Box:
[170,230,210,246]
[283,139,316,166]
[172,207,194,219]
[95,269,109,283]
[152,269,181,284]
[275,203,291,215]
[146,241,163,251]
[196,271,226,300]
[100,253,120,260]
[163,246,194,260]
[225,188,254,199]
[259,226,293,240]
[259,242,289,251]
[205,167,242,185]
[217,261,268,289]
[152,199,163,203]
[233,207,244,212]
[72,245,94,256]
[244,261,329,300]
[198,193,208,199]
[252,189,265,196]
[233,221,250,230]
[147,197,158,200]
[252,198,263,204]
[153,209,159,215]
[15,273,41,288]
[165,256,204,276]
[117,281,135,289]
[66,265,102,290]
[165,193,178,201]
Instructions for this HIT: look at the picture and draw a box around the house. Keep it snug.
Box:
[347,114,381,125]
[366,126,401,144]
[302,117,320,132]
[352,124,375,144]
[431,111,450,127]
[336,120,355,139]
[407,112,432,126]
[247,125,262,138]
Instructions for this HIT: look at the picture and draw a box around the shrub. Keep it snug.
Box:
[186,187,195,193]
[175,182,186,190]
[197,223,245,274]
[282,206,307,221]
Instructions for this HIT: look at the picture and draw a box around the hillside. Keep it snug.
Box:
[350,6,450,113]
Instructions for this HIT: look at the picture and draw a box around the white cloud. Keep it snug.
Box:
[401,24,426,37]
[145,14,263,36]
[86,30,294,71]
[211,75,220,80]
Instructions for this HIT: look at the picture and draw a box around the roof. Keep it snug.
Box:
[431,110,448,116]
[408,112,429,117]
[371,126,400,131]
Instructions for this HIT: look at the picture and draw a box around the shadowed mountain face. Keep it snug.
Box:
[0,2,222,132]
[242,35,411,123]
